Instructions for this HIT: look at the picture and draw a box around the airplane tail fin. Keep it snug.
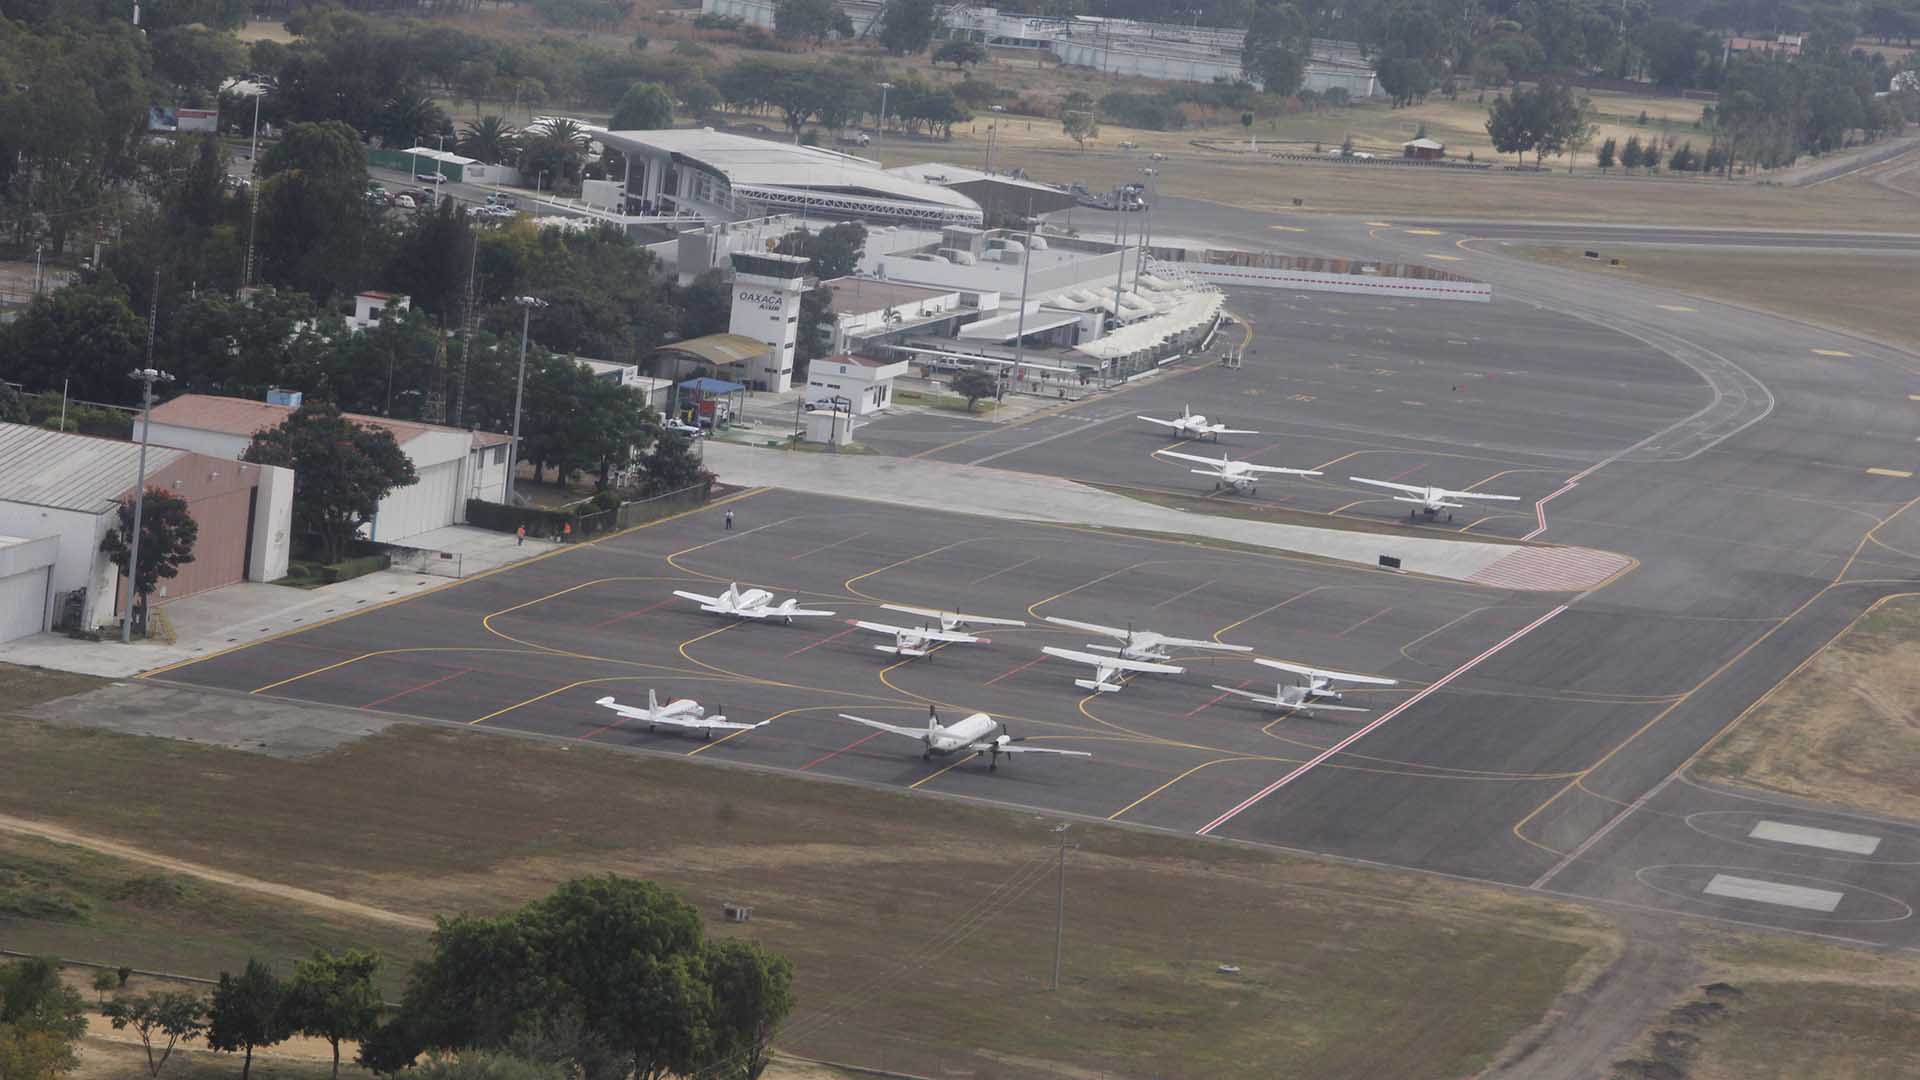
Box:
[648,688,659,713]
[1074,678,1123,693]
[927,706,939,735]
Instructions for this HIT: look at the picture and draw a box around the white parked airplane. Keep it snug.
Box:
[671,582,835,624]
[878,603,1026,632]
[1042,616,1254,663]
[1137,404,1257,442]
[1158,449,1321,494]
[847,619,988,659]
[593,690,767,739]
[837,706,1092,770]
[1209,659,1399,718]
[1347,476,1520,521]
[1040,646,1185,693]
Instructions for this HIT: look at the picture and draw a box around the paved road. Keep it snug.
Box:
[1400,220,1920,251]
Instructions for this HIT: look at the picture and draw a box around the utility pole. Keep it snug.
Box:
[1135,167,1157,292]
[876,81,894,149]
[1009,201,1035,404]
[506,296,545,506]
[1050,824,1073,991]
[453,228,480,425]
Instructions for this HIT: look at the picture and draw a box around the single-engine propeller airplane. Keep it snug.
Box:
[671,582,835,624]
[1040,646,1185,693]
[1209,659,1399,718]
[593,691,766,739]
[1042,616,1254,663]
[846,619,989,659]
[1347,476,1520,521]
[878,603,1026,632]
[1137,404,1258,442]
[836,706,1092,770]
[1157,449,1321,494]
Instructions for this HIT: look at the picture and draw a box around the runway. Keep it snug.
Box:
[1399,221,1920,251]
[150,196,1920,947]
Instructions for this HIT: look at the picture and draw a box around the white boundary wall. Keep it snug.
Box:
[1184,261,1492,303]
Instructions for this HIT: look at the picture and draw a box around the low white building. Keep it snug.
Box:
[805,354,909,416]
[0,424,294,637]
[821,276,979,356]
[144,394,511,545]
[351,291,410,330]
[575,358,674,409]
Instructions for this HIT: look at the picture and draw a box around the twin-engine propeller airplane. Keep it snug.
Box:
[837,707,1092,770]
[593,690,767,739]
[671,582,835,624]
[1137,404,1258,442]
[847,619,989,658]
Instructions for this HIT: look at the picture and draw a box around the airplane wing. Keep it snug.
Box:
[1202,424,1259,436]
[1143,633,1253,654]
[837,713,931,739]
[1042,616,1131,641]
[594,696,659,723]
[1136,415,1182,429]
[1156,449,1231,468]
[882,603,1026,628]
[781,606,837,618]
[969,742,1093,758]
[851,620,982,644]
[1436,488,1522,502]
[1255,659,1399,685]
[851,620,910,636]
[672,589,724,606]
[1204,686,1368,713]
[1348,476,1427,496]
[1042,646,1184,675]
[1242,463,1323,477]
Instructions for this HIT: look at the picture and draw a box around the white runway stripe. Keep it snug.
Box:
[1750,821,1882,855]
[1704,873,1845,912]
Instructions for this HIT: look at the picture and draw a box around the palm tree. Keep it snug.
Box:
[519,117,592,192]
[377,93,452,151]
[458,115,519,165]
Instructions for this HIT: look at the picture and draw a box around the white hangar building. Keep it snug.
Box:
[594,128,983,227]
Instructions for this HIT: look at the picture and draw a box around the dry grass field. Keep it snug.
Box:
[1693,596,1920,818]
[1499,244,1920,352]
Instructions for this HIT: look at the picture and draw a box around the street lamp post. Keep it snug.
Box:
[506,296,546,507]
[122,367,174,643]
[876,82,893,149]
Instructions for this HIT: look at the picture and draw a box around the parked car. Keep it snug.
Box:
[391,194,416,209]
[416,172,447,184]
[485,192,517,207]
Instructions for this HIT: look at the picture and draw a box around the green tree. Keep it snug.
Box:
[0,957,87,1080]
[0,381,28,424]
[0,282,146,405]
[950,368,998,411]
[774,0,854,45]
[1241,2,1309,96]
[1595,135,1616,171]
[1484,91,1534,163]
[881,0,940,54]
[520,118,592,193]
[1640,138,1664,172]
[1620,133,1644,169]
[611,81,676,131]
[775,222,868,279]
[149,26,247,98]
[100,488,200,628]
[241,403,420,563]
[101,992,209,1078]
[702,940,794,1080]
[1061,110,1098,151]
[256,120,375,299]
[794,284,835,379]
[645,428,705,495]
[1669,141,1697,172]
[287,950,383,1080]
[206,960,292,1080]
[933,40,987,70]
[377,93,454,152]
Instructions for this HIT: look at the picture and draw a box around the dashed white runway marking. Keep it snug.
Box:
[1704,873,1844,912]
[1750,820,1882,855]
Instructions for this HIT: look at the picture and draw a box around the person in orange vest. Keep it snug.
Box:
[515,524,526,546]
[562,520,573,541]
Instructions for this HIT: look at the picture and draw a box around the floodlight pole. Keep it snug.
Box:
[1135,167,1156,292]
[1049,823,1072,991]
[122,366,172,642]
[876,81,893,150]
[506,296,546,507]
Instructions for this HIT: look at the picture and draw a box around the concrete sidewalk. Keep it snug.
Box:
[704,442,1631,592]
[0,529,563,679]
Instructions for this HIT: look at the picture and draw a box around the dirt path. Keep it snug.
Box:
[0,812,434,931]
[1481,917,1700,1080]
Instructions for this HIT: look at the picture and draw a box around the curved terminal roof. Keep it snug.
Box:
[599,129,982,223]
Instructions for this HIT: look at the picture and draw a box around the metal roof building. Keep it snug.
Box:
[596,128,983,227]
[0,423,184,513]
